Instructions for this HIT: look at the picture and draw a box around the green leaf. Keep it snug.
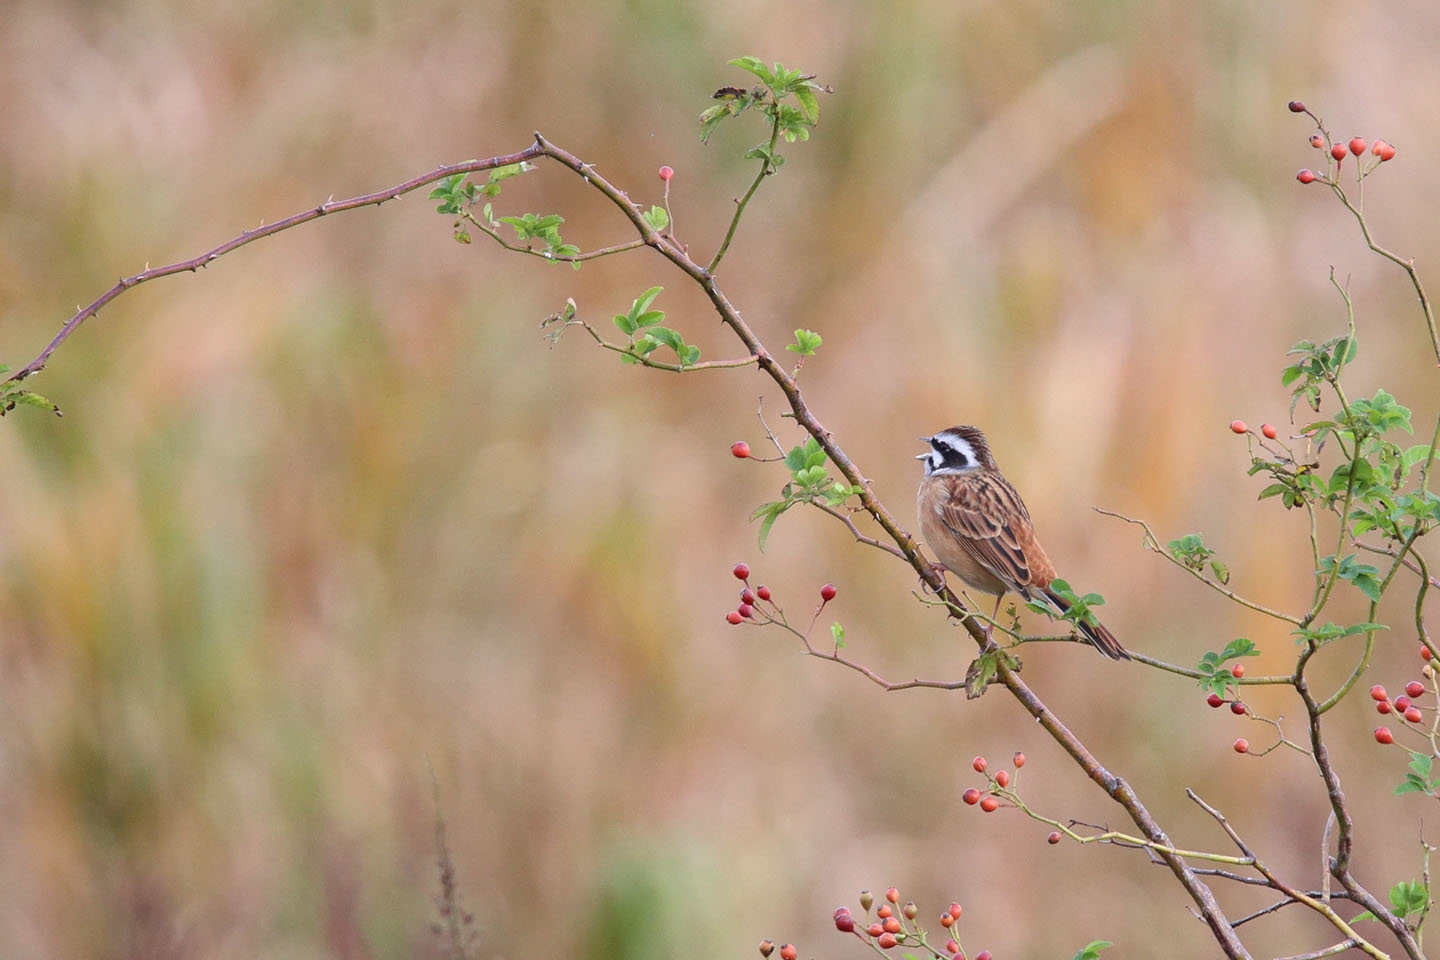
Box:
[614,312,638,336]
[830,622,845,647]
[786,328,823,356]
[1072,942,1114,960]
[634,286,663,315]
[965,651,1001,700]
[728,55,774,85]
[1281,364,1303,387]
[641,205,670,231]
[1209,559,1230,585]
[647,326,684,352]
[1389,880,1428,917]
[678,344,701,366]
[699,104,729,143]
[488,161,530,183]
[794,85,820,122]
[751,500,789,551]
[634,310,665,329]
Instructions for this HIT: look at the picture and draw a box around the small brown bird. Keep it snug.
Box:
[916,425,1128,660]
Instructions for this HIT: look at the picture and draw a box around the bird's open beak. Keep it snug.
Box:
[915,436,933,459]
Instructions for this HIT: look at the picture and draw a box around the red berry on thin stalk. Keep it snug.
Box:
[878,934,898,950]
[1207,693,1224,708]
[995,770,1010,788]
[1349,137,1368,156]
[1230,420,1248,434]
[741,588,757,605]
[1371,685,1388,701]
[877,905,893,919]
[1331,143,1347,161]
[738,604,755,619]
[734,563,750,580]
[1297,169,1317,184]
[1378,142,1397,161]
[980,795,999,813]
[731,441,751,459]
[835,910,855,933]
[1310,134,1325,149]
[1378,700,1392,715]
[1406,707,1423,724]
[1231,701,1246,716]
[780,945,797,960]
[972,756,987,773]
[1376,727,1394,744]
[883,918,901,935]
[1407,681,1425,698]
[962,788,981,806]
[945,940,959,955]
[940,914,954,929]
[756,585,771,601]
[1012,752,1025,768]
[658,165,674,181]
[1396,696,1412,712]
[1261,424,1277,440]
[726,611,743,625]
[885,887,899,904]
[1422,645,1433,661]
[948,903,963,920]
[1288,100,1306,112]
[977,952,992,960]
[1233,738,1249,754]
[820,583,837,602]
[1048,831,1062,845]
[1232,663,1245,678]
[867,924,884,938]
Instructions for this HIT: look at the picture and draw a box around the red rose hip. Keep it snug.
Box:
[962,788,981,805]
[1297,169,1317,184]
[1349,137,1368,156]
[1376,727,1394,744]
[1230,420,1248,434]
[733,563,750,580]
[1233,738,1249,754]
[1371,685,1388,701]
[820,583,837,602]
[1207,693,1224,708]
[1261,424,1277,440]
[1407,681,1425,698]
[731,441,751,459]
[979,795,999,813]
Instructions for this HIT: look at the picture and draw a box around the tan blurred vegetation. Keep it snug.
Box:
[2,1,1439,957]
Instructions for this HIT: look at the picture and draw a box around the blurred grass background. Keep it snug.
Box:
[2,1,1438,957]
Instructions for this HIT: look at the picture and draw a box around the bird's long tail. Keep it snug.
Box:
[1041,587,1129,660]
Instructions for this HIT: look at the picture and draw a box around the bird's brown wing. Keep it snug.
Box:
[934,471,1038,593]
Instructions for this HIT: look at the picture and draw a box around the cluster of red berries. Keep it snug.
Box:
[1289,101,1398,185]
[1204,663,1249,719]
[1229,420,1278,440]
[824,888,991,960]
[960,752,1026,818]
[725,562,836,625]
[1371,651,1436,745]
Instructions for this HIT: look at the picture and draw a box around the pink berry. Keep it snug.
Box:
[1371,685,1388,701]
[977,952,992,960]
[820,583,837,602]
[1378,700,1392,714]
[948,903,962,919]
[995,770,1010,788]
[972,756,987,773]
[1406,707,1423,724]
[780,945,796,960]
[726,611,743,625]
[962,788,981,806]
[738,603,755,619]
[1349,137,1368,156]
[1310,134,1325,149]
[867,924,883,938]
[1230,420,1248,434]
[1231,663,1245,679]
[1396,696,1412,712]
[658,165,674,181]
[1012,752,1025,769]
[835,909,855,933]
[883,918,901,935]
[878,934,897,950]
[940,914,954,928]
[1261,424,1277,440]
[741,588,757,605]
[1378,142,1397,161]
[980,795,999,813]
[756,585,771,601]
[1423,645,1434,661]
[1376,727,1394,745]
[945,940,959,955]
[1233,738,1249,754]
[1407,681,1425,698]
[885,887,899,904]
[1206,693,1224,708]
[731,441,751,459]
[1297,169,1317,184]
[733,563,750,580]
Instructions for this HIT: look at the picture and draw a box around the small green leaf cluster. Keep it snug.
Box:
[749,436,861,549]
[1166,533,1229,582]
[786,329,822,357]
[699,56,828,154]
[1292,620,1385,645]
[428,164,582,268]
[611,287,700,366]
[1281,334,1355,414]
[1072,941,1113,960]
[1027,578,1105,630]
[1317,553,1382,603]
[1395,752,1440,797]
[1194,638,1258,696]
[0,366,60,417]
[496,213,580,264]
[964,647,1021,700]
[640,205,669,232]
[1354,880,1428,923]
